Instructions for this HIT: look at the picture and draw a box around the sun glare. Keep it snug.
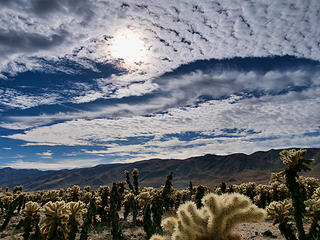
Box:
[109,30,146,65]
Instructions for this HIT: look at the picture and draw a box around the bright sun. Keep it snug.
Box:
[109,30,146,65]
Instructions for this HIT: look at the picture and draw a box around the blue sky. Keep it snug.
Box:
[0,0,320,169]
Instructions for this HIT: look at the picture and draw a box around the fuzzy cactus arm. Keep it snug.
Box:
[150,234,171,240]
[224,205,266,235]
[186,202,209,228]
[221,193,251,216]
[161,217,177,234]
[312,187,320,199]
[201,193,221,216]
[176,206,204,238]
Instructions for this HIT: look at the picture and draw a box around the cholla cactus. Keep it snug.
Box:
[313,187,320,200]
[298,176,320,199]
[162,172,174,211]
[13,185,23,194]
[280,149,314,240]
[304,187,320,239]
[97,186,109,223]
[40,201,69,240]
[280,149,313,171]
[66,201,86,240]
[123,193,138,225]
[0,194,24,231]
[125,170,134,193]
[66,185,81,202]
[136,191,152,209]
[267,200,296,240]
[194,185,206,208]
[132,168,140,195]
[22,201,41,240]
[253,184,271,208]
[41,190,60,204]
[81,192,92,204]
[267,200,291,225]
[151,192,265,240]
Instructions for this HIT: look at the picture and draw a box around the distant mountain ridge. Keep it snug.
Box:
[1,148,320,191]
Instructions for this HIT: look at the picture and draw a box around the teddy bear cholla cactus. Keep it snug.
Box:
[267,199,297,240]
[22,201,41,239]
[150,192,266,240]
[66,201,86,240]
[40,201,69,239]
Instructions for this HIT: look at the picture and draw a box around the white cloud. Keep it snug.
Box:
[3,158,103,170]
[36,150,53,159]
[0,88,59,109]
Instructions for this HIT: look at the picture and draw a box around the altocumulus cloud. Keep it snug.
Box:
[0,0,320,167]
[0,0,320,79]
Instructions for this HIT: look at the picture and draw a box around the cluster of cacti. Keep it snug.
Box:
[123,192,138,225]
[1,155,319,240]
[0,193,24,231]
[150,192,266,240]
[266,149,319,240]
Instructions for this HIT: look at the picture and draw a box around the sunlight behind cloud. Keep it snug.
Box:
[109,30,147,66]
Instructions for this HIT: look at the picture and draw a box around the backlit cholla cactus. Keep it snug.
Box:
[41,190,61,204]
[297,176,320,199]
[136,191,152,209]
[66,185,81,202]
[40,201,69,240]
[304,187,320,239]
[267,199,291,225]
[280,149,314,240]
[22,201,41,240]
[267,199,296,240]
[66,201,86,240]
[150,192,265,240]
[81,192,92,205]
[253,184,271,208]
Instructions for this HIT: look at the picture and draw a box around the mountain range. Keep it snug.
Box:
[1,148,319,191]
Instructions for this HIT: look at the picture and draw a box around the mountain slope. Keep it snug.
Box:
[1,148,319,191]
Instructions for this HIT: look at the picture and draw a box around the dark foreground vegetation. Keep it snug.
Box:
[0,149,319,240]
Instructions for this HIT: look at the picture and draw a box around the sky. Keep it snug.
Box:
[0,0,320,170]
